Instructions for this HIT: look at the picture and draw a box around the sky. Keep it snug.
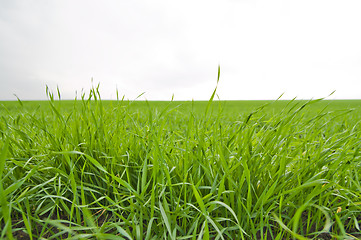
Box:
[0,0,360,101]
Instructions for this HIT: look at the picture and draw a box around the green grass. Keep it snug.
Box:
[0,87,361,239]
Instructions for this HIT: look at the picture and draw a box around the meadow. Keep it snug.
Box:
[0,87,361,239]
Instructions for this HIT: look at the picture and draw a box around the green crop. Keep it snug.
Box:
[0,83,360,239]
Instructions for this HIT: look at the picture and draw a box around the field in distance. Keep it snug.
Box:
[2,99,361,116]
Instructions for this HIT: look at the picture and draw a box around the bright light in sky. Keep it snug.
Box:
[0,0,360,100]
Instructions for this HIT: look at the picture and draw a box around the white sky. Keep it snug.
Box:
[0,0,360,100]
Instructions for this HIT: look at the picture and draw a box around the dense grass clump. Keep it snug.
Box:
[0,88,360,239]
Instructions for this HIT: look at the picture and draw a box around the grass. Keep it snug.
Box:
[0,85,361,239]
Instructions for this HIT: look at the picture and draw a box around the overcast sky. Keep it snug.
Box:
[0,0,360,101]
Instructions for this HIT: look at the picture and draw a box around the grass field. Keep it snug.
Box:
[0,88,361,239]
